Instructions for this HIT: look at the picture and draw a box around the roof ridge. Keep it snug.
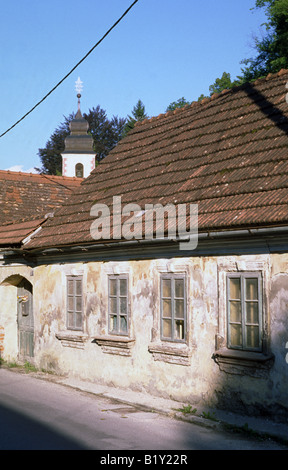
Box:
[39,175,84,193]
[0,169,83,182]
[0,216,46,228]
[0,170,40,176]
[38,173,84,182]
[134,68,288,128]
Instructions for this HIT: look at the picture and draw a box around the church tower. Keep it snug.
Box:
[61,78,96,178]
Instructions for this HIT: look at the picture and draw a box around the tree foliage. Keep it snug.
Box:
[168,73,243,109]
[241,0,288,81]
[37,107,126,175]
[36,116,71,175]
[122,100,148,137]
[85,106,126,162]
[166,97,191,112]
[166,0,288,110]
[37,1,288,175]
[208,72,242,95]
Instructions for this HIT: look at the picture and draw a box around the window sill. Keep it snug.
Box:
[93,335,135,356]
[148,342,191,366]
[56,331,88,350]
[213,348,274,377]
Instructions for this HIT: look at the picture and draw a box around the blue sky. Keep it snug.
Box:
[0,0,267,173]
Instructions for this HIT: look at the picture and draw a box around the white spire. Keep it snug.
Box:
[75,77,83,111]
[75,77,83,95]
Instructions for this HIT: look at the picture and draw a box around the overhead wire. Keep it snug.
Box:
[0,0,139,139]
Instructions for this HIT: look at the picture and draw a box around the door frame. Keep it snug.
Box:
[17,278,34,360]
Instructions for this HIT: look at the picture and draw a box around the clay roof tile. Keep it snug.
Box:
[25,70,288,249]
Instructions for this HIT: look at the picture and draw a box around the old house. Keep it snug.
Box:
[0,170,83,357]
[1,69,288,420]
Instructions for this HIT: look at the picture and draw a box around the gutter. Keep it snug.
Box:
[200,226,288,238]
[1,224,288,260]
[15,224,288,256]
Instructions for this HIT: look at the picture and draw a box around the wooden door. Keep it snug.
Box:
[17,279,34,358]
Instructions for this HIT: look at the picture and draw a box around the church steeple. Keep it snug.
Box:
[61,78,96,178]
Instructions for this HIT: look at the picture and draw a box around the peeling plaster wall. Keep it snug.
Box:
[0,265,33,361]
[0,284,17,360]
[268,254,288,415]
[33,265,66,373]
[1,253,288,418]
[30,257,221,405]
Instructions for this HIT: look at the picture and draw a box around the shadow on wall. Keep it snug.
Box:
[212,271,288,422]
[0,326,4,365]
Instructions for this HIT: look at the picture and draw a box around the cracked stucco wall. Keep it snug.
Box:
[1,253,288,418]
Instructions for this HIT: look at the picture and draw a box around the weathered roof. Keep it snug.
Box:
[0,218,46,246]
[0,171,83,246]
[26,69,288,250]
[0,171,83,226]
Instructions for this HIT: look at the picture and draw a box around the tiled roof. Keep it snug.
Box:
[26,69,288,249]
[0,171,83,226]
[0,218,45,246]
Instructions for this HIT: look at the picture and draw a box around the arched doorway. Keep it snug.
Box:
[17,278,34,359]
[0,275,34,361]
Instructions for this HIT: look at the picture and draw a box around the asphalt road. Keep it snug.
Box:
[0,368,286,451]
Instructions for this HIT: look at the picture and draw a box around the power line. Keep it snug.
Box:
[0,0,139,139]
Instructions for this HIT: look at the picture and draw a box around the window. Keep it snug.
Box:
[67,276,83,330]
[160,274,186,342]
[108,276,128,335]
[227,273,262,352]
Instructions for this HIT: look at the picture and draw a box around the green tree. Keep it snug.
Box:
[169,1,288,107]
[165,97,191,112]
[208,72,242,95]
[85,106,126,162]
[122,100,148,137]
[196,72,242,102]
[168,74,242,108]
[36,116,71,175]
[240,0,288,81]
[197,94,208,102]
[37,107,126,174]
